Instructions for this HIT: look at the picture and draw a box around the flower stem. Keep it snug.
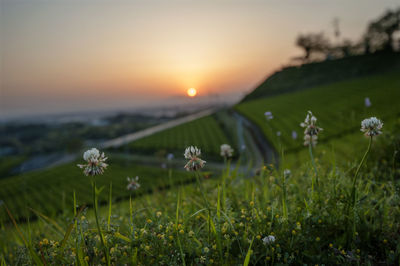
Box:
[92,180,110,266]
[194,172,211,242]
[351,136,373,208]
[308,143,319,191]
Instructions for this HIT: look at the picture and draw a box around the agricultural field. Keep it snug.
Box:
[236,71,400,165]
[125,115,234,158]
[0,155,192,224]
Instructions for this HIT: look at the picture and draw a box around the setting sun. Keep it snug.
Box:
[187,88,197,97]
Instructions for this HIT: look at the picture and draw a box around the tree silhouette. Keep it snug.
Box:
[296,33,330,62]
[365,8,400,52]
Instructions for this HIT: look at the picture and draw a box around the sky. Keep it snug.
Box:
[1,0,399,118]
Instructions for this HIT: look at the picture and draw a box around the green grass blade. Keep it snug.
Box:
[243,237,254,266]
[108,182,112,231]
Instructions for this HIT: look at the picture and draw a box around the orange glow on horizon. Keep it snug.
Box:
[187,88,197,97]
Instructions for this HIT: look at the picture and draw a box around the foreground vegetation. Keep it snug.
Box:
[0,156,190,223]
[1,115,399,265]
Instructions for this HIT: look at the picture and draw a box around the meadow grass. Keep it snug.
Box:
[0,121,399,265]
[0,156,192,224]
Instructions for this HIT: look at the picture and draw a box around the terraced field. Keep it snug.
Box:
[126,115,233,157]
[236,71,400,165]
[0,156,190,223]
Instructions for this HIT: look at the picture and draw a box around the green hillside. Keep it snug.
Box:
[125,115,234,158]
[236,71,400,165]
[242,52,400,102]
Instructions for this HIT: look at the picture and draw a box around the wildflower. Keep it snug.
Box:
[300,111,323,146]
[365,97,371,107]
[329,243,333,248]
[200,256,206,263]
[292,130,298,139]
[167,153,174,161]
[204,247,209,253]
[360,117,383,137]
[276,131,281,136]
[283,169,291,178]
[262,235,276,245]
[241,144,246,151]
[220,144,234,158]
[315,237,320,242]
[189,230,195,237]
[127,176,141,191]
[156,211,162,218]
[264,111,274,120]
[184,146,206,171]
[292,230,296,235]
[179,229,184,234]
[77,148,108,176]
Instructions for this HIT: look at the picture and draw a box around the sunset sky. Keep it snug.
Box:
[1,0,399,118]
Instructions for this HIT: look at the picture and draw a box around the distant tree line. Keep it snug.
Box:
[294,8,400,63]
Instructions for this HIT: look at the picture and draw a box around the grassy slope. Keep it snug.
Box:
[125,115,233,158]
[236,71,400,166]
[243,52,400,101]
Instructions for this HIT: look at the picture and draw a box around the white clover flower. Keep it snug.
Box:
[77,148,108,176]
[360,117,383,137]
[184,146,201,159]
[284,169,291,178]
[264,111,274,120]
[292,130,298,140]
[300,111,323,146]
[127,176,140,191]
[364,97,371,108]
[220,144,234,158]
[262,235,276,245]
[83,148,100,161]
[184,146,206,171]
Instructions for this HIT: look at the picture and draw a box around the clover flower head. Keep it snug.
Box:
[360,117,383,137]
[262,235,276,245]
[77,148,108,176]
[184,146,201,159]
[184,146,206,171]
[127,176,140,191]
[264,111,274,120]
[300,111,323,146]
[220,144,234,158]
[364,97,371,107]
